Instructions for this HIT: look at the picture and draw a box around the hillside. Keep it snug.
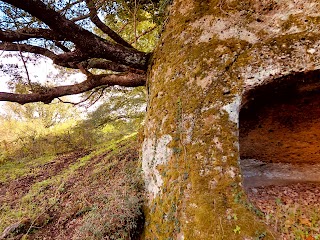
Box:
[0,136,144,240]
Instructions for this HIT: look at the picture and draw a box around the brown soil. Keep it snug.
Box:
[0,141,143,240]
[247,183,320,240]
[248,183,320,212]
[31,146,141,240]
[0,151,89,208]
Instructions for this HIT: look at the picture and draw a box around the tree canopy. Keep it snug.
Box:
[0,0,165,104]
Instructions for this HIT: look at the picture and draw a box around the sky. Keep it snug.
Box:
[0,52,86,111]
[0,2,85,97]
[0,2,115,113]
[0,52,86,88]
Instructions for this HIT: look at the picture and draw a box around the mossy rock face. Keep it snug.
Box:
[142,0,320,239]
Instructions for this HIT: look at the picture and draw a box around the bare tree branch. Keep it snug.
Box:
[0,28,65,42]
[0,41,145,73]
[0,0,152,105]
[69,1,105,22]
[57,0,83,14]
[54,41,71,52]
[59,87,106,106]
[70,13,90,22]
[0,42,58,60]
[130,25,157,44]
[85,0,133,48]
[119,21,130,33]
[3,0,149,70]
[58,88,98,105]
[87,87,106,106]
[0,72,146,104]
[133,0,138,47]
[0,42,89,69]
[84,58,145,73]
[16,43,33,91]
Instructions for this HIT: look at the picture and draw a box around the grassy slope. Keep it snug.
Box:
[0,135,144,240]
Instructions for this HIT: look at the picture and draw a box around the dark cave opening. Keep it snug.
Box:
[239,70,320,188]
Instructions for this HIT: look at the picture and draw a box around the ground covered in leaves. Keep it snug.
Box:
[248,183,320,240]
[0,136,144,240]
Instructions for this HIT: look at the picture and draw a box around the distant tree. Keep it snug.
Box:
[3,100,77,128]
[85,86,146,126]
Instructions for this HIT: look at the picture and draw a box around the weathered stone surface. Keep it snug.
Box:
[142,0,320,238]
[142,135,173,200]
[240,71,320,163]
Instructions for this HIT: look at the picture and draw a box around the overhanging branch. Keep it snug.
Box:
[85,0,133,49]
[0,28,66,42]
[0,0,151,103]
[57,0,83,14]
[0,72,146,104]
[0,42,145,72]
[3,0,149,70]
[84,58,145,73]
[0,42,58,59]
[54,41,70,52]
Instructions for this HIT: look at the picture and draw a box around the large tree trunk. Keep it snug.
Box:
[142,0,320,239]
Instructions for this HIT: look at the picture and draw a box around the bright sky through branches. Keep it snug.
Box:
[0,52,86,112]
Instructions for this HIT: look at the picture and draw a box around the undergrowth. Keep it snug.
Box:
[0,135,144,239]
[264,199,320,240]
[0,86,146,239]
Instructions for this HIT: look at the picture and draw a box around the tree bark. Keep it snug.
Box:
[142,0,320,238]
[0,0,151,104]
[3,0,149,70]
[0,72,146,104]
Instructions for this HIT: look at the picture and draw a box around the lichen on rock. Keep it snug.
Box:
[142,135,173,201]
[142,0,320,238]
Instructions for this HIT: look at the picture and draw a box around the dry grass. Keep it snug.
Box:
[248,183,320,240]
[0,136,144,240]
